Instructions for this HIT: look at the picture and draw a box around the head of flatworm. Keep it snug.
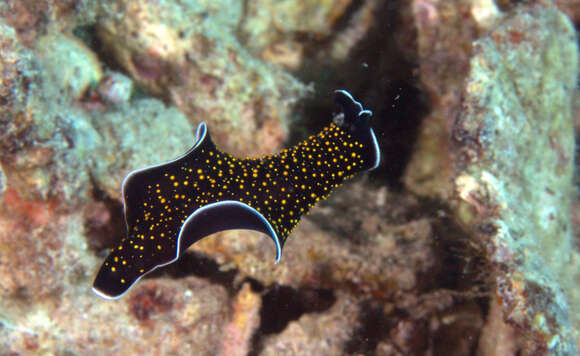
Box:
[333,90,380,170]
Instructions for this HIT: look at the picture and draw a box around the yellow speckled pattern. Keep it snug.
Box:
[93,90,380,299]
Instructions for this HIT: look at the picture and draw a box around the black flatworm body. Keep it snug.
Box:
[93,90,380,299]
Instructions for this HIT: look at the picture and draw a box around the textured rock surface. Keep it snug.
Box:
[1,33,194,204]
[97,0,309,157]
[35,32,103,100]
[0,1,96,46]
[0,276,229,355]
[219,283,262,356]
[89,98,194,200]
[453,3,578,354]
[240,0,355,66]
[0,196,93,298]
[0,20,34,156]
[401,0,481,199]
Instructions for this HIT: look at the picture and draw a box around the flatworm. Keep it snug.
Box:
[93,90,380,299]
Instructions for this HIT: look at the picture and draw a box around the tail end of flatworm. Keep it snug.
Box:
[92,199,284,300]
[92,264,134,300]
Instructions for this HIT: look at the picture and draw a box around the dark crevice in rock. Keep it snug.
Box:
[288,0,429,190]
[310,184,433,245]
[345,299,392,355]
[248,285,336,356]
[235,0,251,45]
[432,302,485,356]
[368,82,428,189]
[495,0,527,13]
[83,182,125,254]
[429,211,492,296]
[238,275,266,294]
[72,24,125,77]
[261,285,336,334]
[159,251,239,295]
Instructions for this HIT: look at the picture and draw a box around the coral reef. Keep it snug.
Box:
[0,0,577,355]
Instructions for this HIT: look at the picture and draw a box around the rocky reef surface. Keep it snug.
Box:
[0,0,577,355]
